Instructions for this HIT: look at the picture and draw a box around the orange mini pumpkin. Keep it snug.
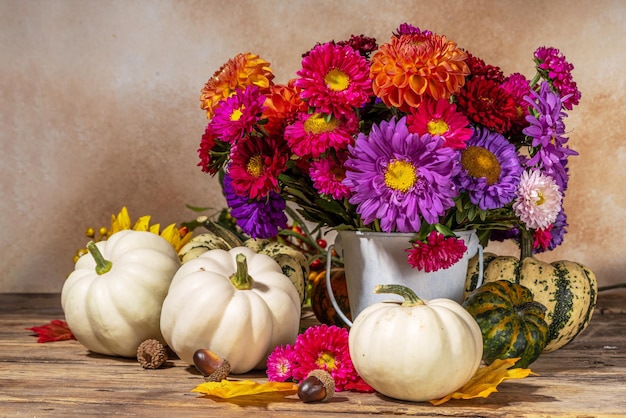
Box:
[310,268,351,328]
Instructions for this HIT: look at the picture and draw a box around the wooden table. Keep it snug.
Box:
[1,291,625,417]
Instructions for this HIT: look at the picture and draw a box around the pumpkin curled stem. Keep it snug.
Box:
[229,253,254,290]
[86,241,112,275]
[374,284,425,307]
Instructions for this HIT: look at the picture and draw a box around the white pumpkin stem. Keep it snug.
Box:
[230,253,253,290]
[86,241,112,275]
[374,284,425,307]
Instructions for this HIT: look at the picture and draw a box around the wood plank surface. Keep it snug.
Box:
[1,291,625,417]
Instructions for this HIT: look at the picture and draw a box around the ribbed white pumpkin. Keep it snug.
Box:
[61,230,180,357]
[349,285,483,402]
[160,247,301,374]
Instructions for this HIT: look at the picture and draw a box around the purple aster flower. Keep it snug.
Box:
[456,127,523,210]
[534,46,581,110]
[343,116,459,233]
[211,85,266,144]
[523,82,578,190]
[223,174,287,239]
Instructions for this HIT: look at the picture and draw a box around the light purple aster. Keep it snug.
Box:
[534,46,581,110]
[523,81,578,190]
[223,174,287,239]
[343,116,459,233]
[211,85,266,144]
[456,127,523,210]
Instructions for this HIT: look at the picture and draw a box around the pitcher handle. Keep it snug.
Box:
[325,244,353,327]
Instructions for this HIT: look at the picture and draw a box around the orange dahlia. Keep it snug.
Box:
[200,52,274,119]
[262,79,307,137]
[370,33,470,112]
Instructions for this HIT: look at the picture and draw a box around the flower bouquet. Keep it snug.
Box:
[197,22,580,272]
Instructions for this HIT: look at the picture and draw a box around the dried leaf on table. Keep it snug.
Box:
[430,358,536,405]
[192,379,298,399]
[26,319,76,343]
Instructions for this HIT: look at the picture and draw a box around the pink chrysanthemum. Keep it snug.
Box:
[290,325,356,391]
[309,154,352,200]
[513,170,563,230]
[266,344,295,382]
[296,42,373,119]
[211,85,266,144]
[227,134,289,199]
[284,111,358,158]
[406,231,467,272]
[406,98,472,149]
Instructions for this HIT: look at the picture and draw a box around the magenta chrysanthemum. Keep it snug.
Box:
[406,231,467,272]
[344,117,459,232]
[296,42,373,118]
[406,98,472,149]
[284,111,358,158]
[210,85,266,144]
[266,344,295,382]
[457,127,523,210]
[290,325,356,391]
[310,154,352,200]
[513,170,562,230]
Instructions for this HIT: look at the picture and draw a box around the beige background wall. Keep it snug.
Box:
[2,0,625,293]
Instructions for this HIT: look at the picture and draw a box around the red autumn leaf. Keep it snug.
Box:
[26,319,76,343]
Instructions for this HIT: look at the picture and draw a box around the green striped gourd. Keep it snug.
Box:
[178,233,231,263]
[463,280,548,368]
[243,239,308,306]
[465,253,597,352]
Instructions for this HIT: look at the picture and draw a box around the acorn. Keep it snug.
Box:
[297,369,335,403]
[193,349,231,382]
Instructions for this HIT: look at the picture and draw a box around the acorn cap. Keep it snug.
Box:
[137,339,168,369]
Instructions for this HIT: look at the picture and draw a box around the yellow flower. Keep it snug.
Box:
[73,207,193,262]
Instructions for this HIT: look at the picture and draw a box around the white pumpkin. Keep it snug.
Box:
[160,246,301,374]
[349,284,483,402]
[61,230,180,357]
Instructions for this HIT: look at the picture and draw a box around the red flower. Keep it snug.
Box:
[406,231,467,272]
[228,134,289,199]
[456,76,518,134]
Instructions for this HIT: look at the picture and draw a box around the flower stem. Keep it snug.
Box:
[519,228,534,261]
[374,284,425,307]
[86,241,112,275]
[230,253,253,290]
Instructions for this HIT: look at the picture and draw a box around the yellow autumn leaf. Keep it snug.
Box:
[192,379,298,399]
[430,358,536,405]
